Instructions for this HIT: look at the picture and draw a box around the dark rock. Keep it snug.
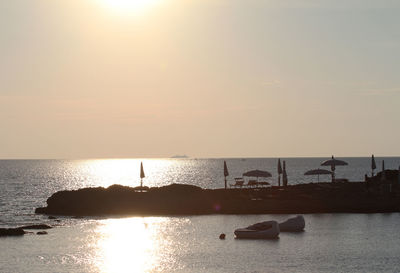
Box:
[35,182,400,216]
[36,231,48,235]
[0,228,25,236]
[219,233,226,240]
[48,216,57,219]
[20,224,52,230]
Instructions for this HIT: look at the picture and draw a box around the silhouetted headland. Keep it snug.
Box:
[35,170,400,216]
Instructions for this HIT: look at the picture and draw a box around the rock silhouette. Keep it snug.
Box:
[0,228,26,236]
[35,179,400,217]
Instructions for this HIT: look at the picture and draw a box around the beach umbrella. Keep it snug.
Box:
[243,170,272,180]
[304,169,332,182]
[223,161,229,189]
[321,155,348,166]
[321,156,347,182]
[277,159,283,186]
[140,161,145,187]
[371,154,376,176]
[282,160,288,186]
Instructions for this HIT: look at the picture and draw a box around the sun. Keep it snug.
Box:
[101,0,160,16]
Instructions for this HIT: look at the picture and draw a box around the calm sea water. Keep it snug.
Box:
[1,158,400,272]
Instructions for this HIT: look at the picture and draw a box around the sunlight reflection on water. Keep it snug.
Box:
[72,159,178,188]
[2,214,400,272]
[93,217,188,273]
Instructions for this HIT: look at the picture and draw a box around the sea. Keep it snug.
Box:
[1,157,400,273]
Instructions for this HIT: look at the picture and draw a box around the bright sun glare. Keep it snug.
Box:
[95,218,170,273]
[102,0,160,16]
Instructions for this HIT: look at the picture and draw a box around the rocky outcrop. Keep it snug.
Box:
[0,228,26,236]
[0,224,53,237]
[35,182,400,216]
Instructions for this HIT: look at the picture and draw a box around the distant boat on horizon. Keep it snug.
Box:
[170,155,189,159]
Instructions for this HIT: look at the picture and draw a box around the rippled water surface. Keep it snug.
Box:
[1,214,400,273]
[1,158,400,272]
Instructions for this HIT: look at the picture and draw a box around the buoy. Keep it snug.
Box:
[219,233,226,239]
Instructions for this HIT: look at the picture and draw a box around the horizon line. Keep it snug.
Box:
[1,155,400,160]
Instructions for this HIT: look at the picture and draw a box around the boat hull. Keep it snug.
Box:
[234,221,280,239]
[279,215,305,232]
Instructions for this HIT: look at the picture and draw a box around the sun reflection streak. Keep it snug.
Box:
[73,159,178,188]
[95,217,166,273]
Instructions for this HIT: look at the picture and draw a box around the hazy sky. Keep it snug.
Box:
[1,0,400,159]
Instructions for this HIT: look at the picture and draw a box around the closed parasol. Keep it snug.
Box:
[371,154,376,176]
[223,161,229,189]
[282,160,288,186]
[140,161,145,187]
[277,159,282,186]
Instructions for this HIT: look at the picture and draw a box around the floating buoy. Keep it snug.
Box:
[219,233,226,239]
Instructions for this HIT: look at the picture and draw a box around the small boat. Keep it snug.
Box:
[279,215,305,232]
[234,221,279,239]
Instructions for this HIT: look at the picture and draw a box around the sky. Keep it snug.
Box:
[1,0,400,159]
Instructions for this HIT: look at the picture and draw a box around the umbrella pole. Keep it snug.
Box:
[278,174,281,187]
[224,176,227,189]
[318,174,319,183]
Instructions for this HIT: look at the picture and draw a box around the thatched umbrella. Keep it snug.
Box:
[321,155,348,182]
[243,170,272,181]
[321,155,348,167]
[304,168,332,182]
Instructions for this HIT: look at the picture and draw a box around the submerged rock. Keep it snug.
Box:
[36,231,48,235]
[20,224,52,230]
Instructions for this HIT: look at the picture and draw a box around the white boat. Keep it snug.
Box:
[279,215,305,232]
[234,221,280,239]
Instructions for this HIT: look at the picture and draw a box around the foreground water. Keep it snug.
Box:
[1,158,400,272]
[1,214,400,272]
